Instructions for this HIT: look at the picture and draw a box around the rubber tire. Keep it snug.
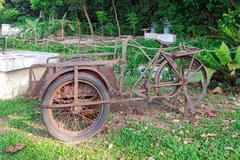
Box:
[42,72,110,142]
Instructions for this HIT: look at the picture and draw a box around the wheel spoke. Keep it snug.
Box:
[47,80,105,134]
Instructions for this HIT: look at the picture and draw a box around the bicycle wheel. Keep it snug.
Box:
[42,73,110,142]
[155,55,208,111]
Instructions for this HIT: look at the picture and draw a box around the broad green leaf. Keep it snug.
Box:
[205,68,216,85]
[228,62,240,71]
[67,24,75,31]
[198,53,220,70]
[235,46,240,64]
[25,19,35,28]
[215,42,232,65]
[221,27,234,39]
[33,18,40,26]
[25,18,39,28]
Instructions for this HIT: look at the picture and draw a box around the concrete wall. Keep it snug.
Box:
[0,50,59,100]
[0,68,46,100]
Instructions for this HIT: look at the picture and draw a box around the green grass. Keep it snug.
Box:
[0,97,240,160]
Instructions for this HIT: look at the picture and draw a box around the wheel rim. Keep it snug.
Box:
[155,56,207,109]
[46,80,104,135]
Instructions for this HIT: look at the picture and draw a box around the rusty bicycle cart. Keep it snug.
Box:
[27,36,207,142]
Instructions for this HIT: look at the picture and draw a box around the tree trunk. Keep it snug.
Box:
[112,0,121,37]
[83,4,95,42]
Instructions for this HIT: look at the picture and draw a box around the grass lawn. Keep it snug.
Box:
[0,95,240,160]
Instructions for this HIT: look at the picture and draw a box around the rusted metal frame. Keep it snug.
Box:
[145,47,163,89]
[153,82,182,87]
[130,49,161,91]
[43,98,144,109]
[113,39,119,60]
[119,38,128,93]
[43,92,180,109]
[128,43,152,61]
[161,52,183,80]
[30,60,119,69]
[131,90,147,99]
[47,52,116,63]
[183,85,194,113]
[130,40,159,51]
[183,55,196,80]
[74,66,79,108]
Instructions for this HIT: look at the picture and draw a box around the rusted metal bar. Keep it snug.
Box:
[43,97,144,109]
[119,38,128,93]
[74,66,79,106]
[31,60,119,69]
[113,39,118,60]
[153,82,182,87]
[131,49,161,90]
[47,52,116,63]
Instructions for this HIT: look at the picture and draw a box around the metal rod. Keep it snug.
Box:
[74,66,79,105]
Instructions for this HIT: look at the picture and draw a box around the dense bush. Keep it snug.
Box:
[0,0,237,37]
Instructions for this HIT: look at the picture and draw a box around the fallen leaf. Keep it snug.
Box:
[172,119,180,123]
[183,138,192,144]
[178,131,184,135]
[159,152,166,157]
[207,133,217,137]
[108,143,113,149]
[4,144,26,154]
[148,157,155,160]
[206,110,218,118]
[208,87,224,94]
[201,133,217,138]
[225,147,234,151]
[100,126,109,134]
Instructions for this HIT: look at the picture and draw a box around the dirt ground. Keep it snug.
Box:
[101,94,240,134]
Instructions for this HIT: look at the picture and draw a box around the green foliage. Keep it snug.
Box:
[215,42,232,65]
[0,8,20,23]
[104,23,116,36]
[0,0,233,37]
[235,46,240,64]
[198,42,240,86]
[216,25,240,47]
[127,12,140,35]
[96,11,107,36]
[25,18,40,29]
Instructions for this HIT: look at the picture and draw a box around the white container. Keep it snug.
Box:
[0,50,59,100]
[1,24,11,36]
[156,34,176,45]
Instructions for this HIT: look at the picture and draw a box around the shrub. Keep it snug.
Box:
[0,8,20,23]
[198,42,240,87]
